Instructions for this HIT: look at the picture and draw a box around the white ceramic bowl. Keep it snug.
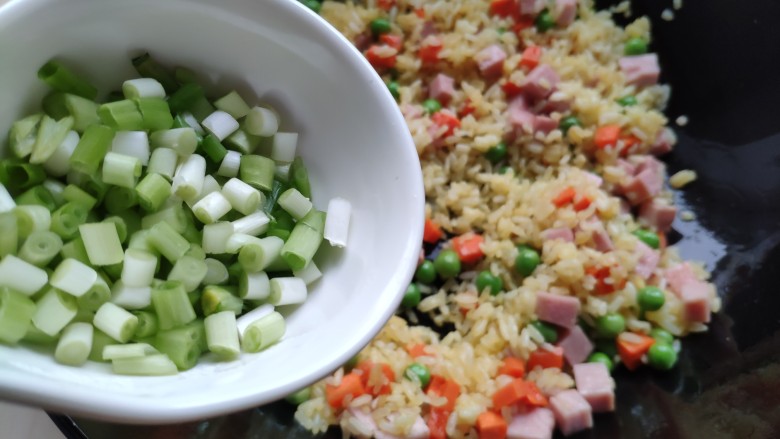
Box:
[0,0,423,424]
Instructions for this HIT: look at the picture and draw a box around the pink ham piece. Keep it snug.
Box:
[634,240,660,279]
[638,199,676,232]
[549,389,593,436]
[616,158,637,176]
[518,0,544,15]
[538,95,571,114]
[572,363,615,412]
[664,263,695,293]
[374,416,429,439]
[621,167,663,205]
[591,226,614,253]
[554,0,577,26]
[508,96,535,133]
[585,172,603,188]
[507,408,556,439]
[429,73,455,105]
[522,65,561,100]
[619,199,631,215]
[353,32,373,52]
[557,325,593,365]
[650,127,676,156]
[619,54,660,88]
[535,292,580,328]
[420,21,437,38]
[664,263,711,322]
[541,227,574,242]
[400,103,423,120]
[634,155,665,176]
[475,44,507,79]
[534,115,558,135]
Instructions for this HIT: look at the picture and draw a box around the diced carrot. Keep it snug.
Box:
[459,100,476,118]
[378,0,396,11]
[476,410,508,439]
[519,45,542,69]
[424,218,444,243]
[355,361,395,396]
[418,37,443,64]
[617,333,655,370]
[501,80,523,98]
[431,110,461,137]
[620,135,641,153]
[451,233,484,264]
[518,381,548,407]
[427,407,450,439]
[526,347,564,371]
[365,45,397,69]
[594,124,621,149]
[552,186,576,207]
[497,357,525,378]
[512,16,535,34]
[492,378,548,410]
[427,375,461,411]
[325,372,366,409]
[573,194,592,211]
[379,34,403,51]
[489,0,515,17]
[586,265,626,295]
[406,343,432,358]
[415,7,425,18]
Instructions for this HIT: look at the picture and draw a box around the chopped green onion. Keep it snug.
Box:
[241,311,285,353]
[111,353,178,376]
[18,231,63,267]
[111,130,150,166]
[102,151,142,189]
[285,387,312,405]
[225,128,260,155]
[0,287,37,344]
[186,175,221,208]
[15,185,58,211]
[232,211,270,236]
[32,288,78,336]
[217,150,242,178]
[289,156,312,199]
[69,124,115,175]
[245,106,279,137]
[122,78,166,99]
[239,270,270,300]
[0,213,19,257]
[98,99,144,131]
[43,93,99,133]
[2,161,47,192]
[239,155,275,191]
[168,256,208,292]
[132,311,159,338]
[192,192,232,224]
[147,147,178,181]
[151,280,197,330]
[141,203,189,233]
[167,83,204,113]
[14,205,51,238]
[201,285,243,317]
[88,329,115,362]
[54,322,93,366]
[61,184,97,210]
[271,132,298,163]
[30,115,74,164]
[77,275,111,312]
[150,127,198,157]
[136,97,174,131]
[38,60,97,100]
[102,342,158,360]
[148,221,191,262]
[50,257,98,297]
[103,186,138,214]
[203,258,229,285]
[42,179,66,206]
[135,173,172,212]
[202,110,239,141]
[278,188,312,220]
[222,178,263,215]
[79,222,125,266]
[172,153,206,200]
[60,237,90,265]
[239,236,284,273]
[50,202,88,239]
[120,248,157,288]
[8,114,41,159]
[324,197,351,248]
[199,134,229,164]
[204,311,241,360]
[131,52,178,94]
[269,277,307,306]
[214,91,251,119]
[275,163,291,182]
[43,130,79,177]
[202,222,234,254]
[281,209,325,271]
[293,261,322,285]
[93,302,138,343]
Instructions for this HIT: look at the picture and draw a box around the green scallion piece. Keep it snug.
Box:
[148,221,191,262]
[102,216,128,243]
[281,210,325,271]
[103,186,138,214]
[200,134,229,164]
[0,287,37,344]
[79,222,124,266]
[132,311,159,338]
[141,203,189,234]
[241,311,285,353]
[60,236,90,266]
[166,82,204,113]
[37,60,98,100]
[2,161,46,191]
[14,205,51,238]
[204,311,241,360]
[69,124,115,175]
[151,280,197,331]
[167,256,208,292]
[62,184,97,210]
[54,322,93,366]
[239,155,275,191]
[98,99,144,131]
[136,97,174,131]
[9,114,42,159]
[153,327,201,371]
[0,213,19,257]
[111,353,178,376]
[29,115,74,164]
[18,231,63,267]
[289,156,312,199]
[174,66,198,85]
[201,285,243,317]
[87,329,115,362]
[32,288,78,336]
[102,152,142,189]
[77,276,111,312]
[15,185,58,211]
[42,92,100,132]
[135,173,172,212]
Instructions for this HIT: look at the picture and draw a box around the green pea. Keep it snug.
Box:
[616,95,638,107]
[498,166,513,175]
[497,27,507,35]
[284,386,312,405]
[475,271,503,295]
[595,339,618,358]
[415,260,437,284]
[530,320,558,343]
[649,328,675,345]
[638,286,665,312]
[423,98,442,114]
[402,283,422,308]
[434,249,461,278]
[535,9,555,32]
[300,0,322,14]
[558,116,582,134]
[387,81,400,101]
[514,245,540,277]
[624,37,648,56]
[404,362,431,388]
[370,18,392,36]
[595,314,625,338]
[647,342,677,370]
[633,229,660,249]
[485,142,507,164]
[587,352,614,372]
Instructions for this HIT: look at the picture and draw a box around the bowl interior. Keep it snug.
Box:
[0,0,423,423]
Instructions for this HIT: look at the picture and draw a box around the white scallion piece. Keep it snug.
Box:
[236,304,274,342]
[204,311,241,360]
[231,211,270,236]
[277,188,312,220]
[213,91,251,119]
[239,270,270,300]
[269,277,307,306]
[203,258,229,285]
[102,343,158,360]
[42,179,66,205]
[112,131,150,166]
[192,191,232,224]
[168,256,208,292]
[0,183,16,213]
[221,178,264,215]
[186,175,221,208]
[225,233,257,254]
[172,153,206,201]
[111,280,152,310]
[93,302,138,343]
[79,222,125,266]
[0,254,48,295]
[245,106,279,137]
[293,261,322,285]
[241,311,285,353]
[324,197,352,248]
[32,289,77,336]
[50,258,98,297]
[150,128,198,157]
[122,78,166,99]
[274,163,290,182]
[102,151,141,189]
[202,222,234,254]
[147,147,178,181]
[43,130,79,177]
[271,132,298,163]
[120,248,157,288]
[14,205,51,236]
[202,110,239,141]
[217,150,242,178]
[54,322,93,366]
[111,354,178,376]
[181,112,205,135]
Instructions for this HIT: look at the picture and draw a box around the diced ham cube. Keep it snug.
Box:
[429,73,456,105]
[475,44,507,79]
[634,240,660,279]
[535,292,580,328]
[621,168,663,205]
[534,115,558,135]
[400,103,423,120]
[591,226,614,253]
[508,96,535,133]
[633,155,665,176]
[518,0,544,15]
[616,158,637,176]
[507,408,556,439]
[420,21,437,38]
[638,199,676,232]
[665,263,696,294]
[538,95,571,114]
[619,199,631,215]
[585,172,603,187]
[619,54,660,88]
[549,389,593,436]
[353,32,373,52]
[541,227,574,242]
[650,127,676,156]
[679,280,711,323]
[554,0,577,26]
[557,325,593,365]
[573,363,615,413]
[522,64,561,100]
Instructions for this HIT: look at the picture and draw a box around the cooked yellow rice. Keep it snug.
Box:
[295,1,719,437]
